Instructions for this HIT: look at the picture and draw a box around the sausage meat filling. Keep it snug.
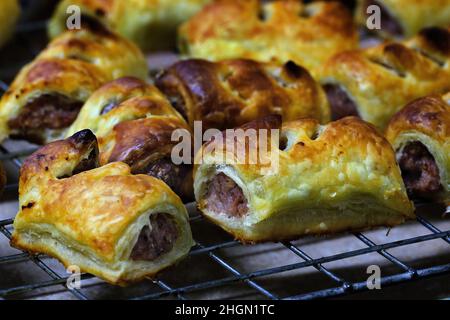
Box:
[323,84,359,121]
[204,173,248,218]
[8,93,83,143]
[132,158,191,198]
[398,141,442,199]
[130,213,179,261]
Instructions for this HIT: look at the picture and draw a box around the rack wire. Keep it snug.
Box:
[0,18,449,301]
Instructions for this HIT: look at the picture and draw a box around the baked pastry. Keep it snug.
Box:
[0,58,107,145]
[356,0,450,39]
[321,26,450,130]
[386,94,449,202]
[0,0,20,48]
[66,77,194,202]
[178,0,358,77]
[155,59,331,131]
[38,28,148,80]
[11,129,194,285]
[48,0,210,51]
[0,28,147,145]
[194,115,414,243]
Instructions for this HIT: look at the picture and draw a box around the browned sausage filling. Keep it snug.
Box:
[159,87,189,121]
[398,141,442,199]
[204,173,248,218]
[72,148,98,175]
[130,213,179,261]
[8,93,83,144]
[323,84,359,121]
[131,158,191,198]
[364,0,403,37]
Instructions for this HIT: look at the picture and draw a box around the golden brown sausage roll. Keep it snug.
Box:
[48,0,210,51]
[178,0,358,77]
[386,94,449,202]
[38,28,148,80]
[66,77,194,202]
[0,0,20,48]
[0,29,147,145]
[0,58,107,144]
[194,115,414,243]
[320,27,450,130]
[11,129,194,285]
[155,59,331,131]
[356,0,450,39]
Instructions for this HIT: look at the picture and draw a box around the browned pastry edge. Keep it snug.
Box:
[156,58,330,131]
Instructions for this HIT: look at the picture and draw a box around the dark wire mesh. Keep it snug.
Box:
[0,19,449,301]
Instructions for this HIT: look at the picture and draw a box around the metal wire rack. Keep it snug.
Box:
[0,18,449,301]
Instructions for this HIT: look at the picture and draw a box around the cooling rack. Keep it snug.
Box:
[0,18,449,301]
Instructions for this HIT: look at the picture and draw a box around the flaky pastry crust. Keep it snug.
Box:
[156,59,330,131]
[178,0,357,77]
[321,27,450,130]
[11,130,194,285]
[194,116,414,243]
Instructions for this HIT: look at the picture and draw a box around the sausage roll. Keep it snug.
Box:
[0,29,147,145]
[155,59,331,131]
[39,28,148,80]
[48,0,210,51]
[194,116,414,243]
[321,27,450,130]
[356,0,450,39]
[11,129,194,285]
[66,77,194,202]
[178,0,358,77]
[386,94,449,202]
[0,0,20,48]
[0,58,107,145]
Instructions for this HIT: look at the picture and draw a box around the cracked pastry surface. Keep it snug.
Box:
[178,0,358,77]
[0,28,147,145]
[11,129,194,285]
[49,0,211,51]
[194,116,414,243]
[156,59,330,131]
[321,27,450,130]
[66,77,194,201]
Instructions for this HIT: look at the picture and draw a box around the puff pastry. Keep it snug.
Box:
[0,0,20,48]
[0,28,147,145]
[386,94,449,202]
[178,0,358,77]
[155,59,331,131]
[11,129,194,285]
[321,27,450,130]
[194,115,414,243]
[48,0,210,51]
[66,77,194,201]
[356,0,450,39]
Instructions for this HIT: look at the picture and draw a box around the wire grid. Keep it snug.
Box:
[0,20,449,301]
